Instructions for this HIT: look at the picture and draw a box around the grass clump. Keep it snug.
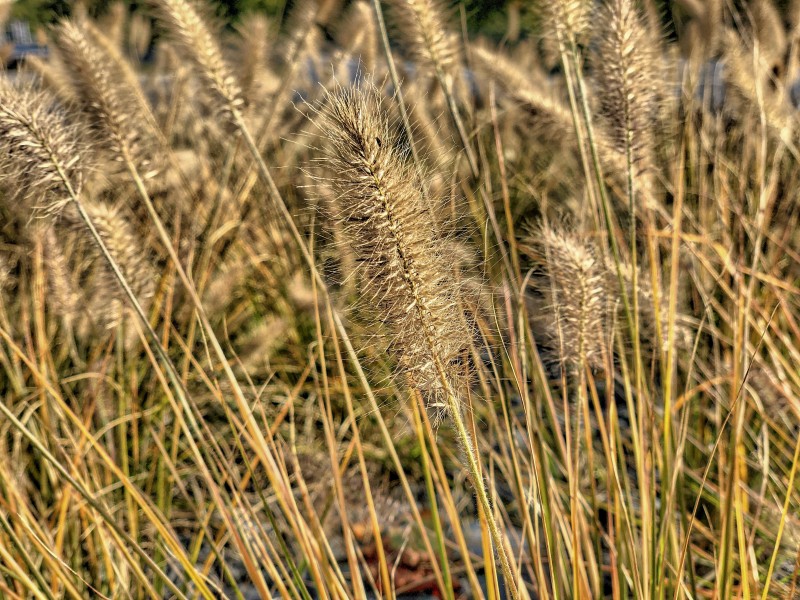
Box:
[1,1,800,599]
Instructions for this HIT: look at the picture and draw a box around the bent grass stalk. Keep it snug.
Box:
[55,21,328,592]
[314,83,521,599]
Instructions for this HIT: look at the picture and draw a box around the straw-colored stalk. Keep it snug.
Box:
[316,81,520,599]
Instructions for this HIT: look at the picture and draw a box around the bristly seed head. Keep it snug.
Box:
[153,0,244,122]
[315,80,473,423]
[387,0,460,77]
[592,0,659,168]
[0,78,87,216]
[539,0,592,43]
[525,225,611,371]
[54,19,154,170]
[61,201,156,333]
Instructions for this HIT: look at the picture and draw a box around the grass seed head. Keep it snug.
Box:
[387,0,459,77]
[0,78,87,215]
[316,80,473,422]
[62,201,156,333]
[526,225,611,371]
[154,0,244,122]
[540,0,592,43]
[592,0,660,170]
[334,1,378,73]
[54,20,153,169]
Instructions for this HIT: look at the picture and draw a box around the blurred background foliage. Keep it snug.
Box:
[6,1,800,56]
[16,0,539,40]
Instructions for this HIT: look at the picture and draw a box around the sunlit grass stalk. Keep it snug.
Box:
[314,82,520,599]
[55,21,324,590]
[321,309,393,598]
[411,394,456,600]
[0,78,304,597]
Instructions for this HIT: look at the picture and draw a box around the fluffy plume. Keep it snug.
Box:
[153,0,244,121]
[592,0,659,171]
[470,44,575,138]
[21,54,76,104]
[720,28,787,127]
[41,225,81,330]
[751,0,787,71]
[612,261,690,356]
[334,1,378,73]
[129,12,153,60]
[540,0,592,43]
[316,81,472,421]
[62,202,155,332]
[0,78,87,215]
[99,1,128,51]
[54,20,154,169]
[280,0,319,65]
[235,14,272,99]
[524,226,611,371]
[387,0,459,76]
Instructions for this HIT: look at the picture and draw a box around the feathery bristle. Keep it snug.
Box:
[751,0,786,70]
[612,261,688,355]
[0,255,10,294]
[54,20,153,168]
[41,225,81,330]
[540,0,592,42]
[0,78,87,215]
[592,0,659,169]
[280,0,319,65]
[720,28,787,127]
[154,0,244,120]
[129,12,153,59]
[99,1,128,50]
[317,81,472,421]
[63,202,155,332]
[526,226,610,371]
[334,1,378,73]
[387,0,459,76]
[236,14,271,99]
[21,53,76,104]
[470,44,575,138]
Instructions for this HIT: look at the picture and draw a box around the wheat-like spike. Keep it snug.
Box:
[751,0,786,70]
[40,225,81,330]
[470,44,575,138]
[387,0,459,77]
[334,1,378,73]
[21,53,76,104]
[236,13,272,100]
[540,0,592,43]
[280,0,318,65]
[62,201,156,332]
[153,0,244,121]
[720,27,787,128]
[525,226,610,371]
[315,83,519,597]
[592,0,659,172]
[129,12,153,59]
[611,260,690,355]
[99,1,128,51]
[54,20,153,170]
[0,78,87,215]
[317,81,472,420]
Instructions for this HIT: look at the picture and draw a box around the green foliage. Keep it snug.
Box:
[10,0,71,28]
[213,0,285,22]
